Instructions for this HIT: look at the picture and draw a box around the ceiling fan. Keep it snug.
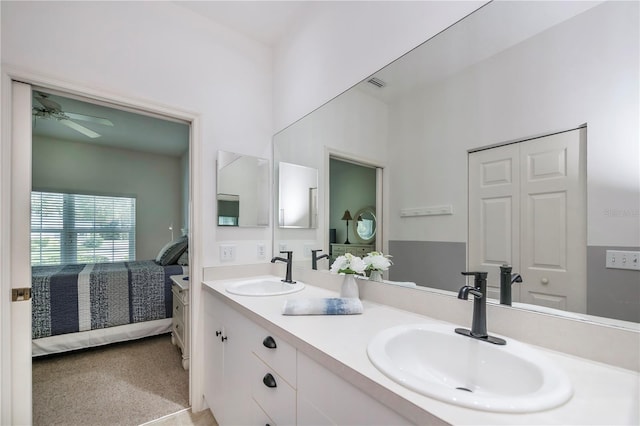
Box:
[32,92,114,139]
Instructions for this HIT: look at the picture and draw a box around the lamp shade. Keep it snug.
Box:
[341,210,353,221]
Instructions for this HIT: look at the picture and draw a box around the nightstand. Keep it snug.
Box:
[170,274,190,370]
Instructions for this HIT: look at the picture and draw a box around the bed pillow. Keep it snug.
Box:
[155,236,188,266]
[177,249,189,266]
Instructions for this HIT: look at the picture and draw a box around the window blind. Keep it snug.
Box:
[31,191,136,266]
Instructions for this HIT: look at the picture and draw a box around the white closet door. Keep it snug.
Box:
[468,143,520,300]
[519,128,586,312]
[468,128,586,312]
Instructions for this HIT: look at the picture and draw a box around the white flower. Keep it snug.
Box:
[330,252,366,275]
[363,251,393,272]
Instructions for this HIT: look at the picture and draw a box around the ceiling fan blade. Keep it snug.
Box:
[65,112,114,127]
[35,95,62,112]
[59,119,101,139]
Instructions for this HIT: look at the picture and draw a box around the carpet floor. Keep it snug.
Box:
[32,333,189,426]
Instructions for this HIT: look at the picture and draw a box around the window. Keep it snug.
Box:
[31,191,136,266]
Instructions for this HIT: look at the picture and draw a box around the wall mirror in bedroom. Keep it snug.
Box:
[272,1,639,328]
[216,150,269,227]
[30,87,192,424]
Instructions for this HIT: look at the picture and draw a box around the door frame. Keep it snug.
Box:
[0,66,204,423]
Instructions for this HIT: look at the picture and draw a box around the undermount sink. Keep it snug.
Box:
[367,323,572,413]
[225,277,305,296]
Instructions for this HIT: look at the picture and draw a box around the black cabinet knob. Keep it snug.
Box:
[262,373,277,388]
[221,335,227,342]
[262,336,277,349]
[215,330,222,336]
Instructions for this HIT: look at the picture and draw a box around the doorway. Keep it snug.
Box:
[468,127,587,312]
[328,156,382,264]
[6,80,198,424]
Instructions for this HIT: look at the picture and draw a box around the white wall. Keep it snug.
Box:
[32,136,183,260]
[273,1,487,132]
[1,1,273,267]
[388,0,639,247]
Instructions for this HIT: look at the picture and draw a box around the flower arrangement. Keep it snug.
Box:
[363,251,393,272]
[330,252,366,275]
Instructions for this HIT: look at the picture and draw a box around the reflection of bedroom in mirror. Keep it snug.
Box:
[329,157,380,263]
[30,88,191,424]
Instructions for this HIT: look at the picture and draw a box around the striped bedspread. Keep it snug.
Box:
[32,260,185,339]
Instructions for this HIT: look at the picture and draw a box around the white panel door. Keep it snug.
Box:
[519,129,586,312]
[468,144,520,300]
[469,128,586,312]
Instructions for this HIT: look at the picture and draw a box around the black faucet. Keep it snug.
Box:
[271,251,295,284]
[311,249,329,270]
[455,271,506,345]
[499,264,523,306]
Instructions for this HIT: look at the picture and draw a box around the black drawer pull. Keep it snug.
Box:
[221,335,227,342]
[262,336,277,349]
[215,330,222,336]
[262,373,277,388]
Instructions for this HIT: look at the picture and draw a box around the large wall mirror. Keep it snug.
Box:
[217,150,269,227]
[273,1,639,328]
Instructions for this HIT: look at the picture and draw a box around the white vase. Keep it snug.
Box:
[369,270,383,282]
[340,274,359,299]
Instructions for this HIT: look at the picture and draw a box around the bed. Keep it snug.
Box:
[32,237,189,356]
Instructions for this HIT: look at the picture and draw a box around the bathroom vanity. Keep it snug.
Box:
[202,265,639,425]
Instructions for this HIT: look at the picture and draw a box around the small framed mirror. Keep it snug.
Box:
[353,206,376,244]
[217,151,269,227]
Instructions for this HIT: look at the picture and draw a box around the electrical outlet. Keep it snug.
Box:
[220,244,236,262]
[257,243,266,259]
[606,250,640,271]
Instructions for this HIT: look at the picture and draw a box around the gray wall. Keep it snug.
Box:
[389,241,640,323]
[33,136,185,260]
[388,240,466,292]
[587,246,640,323]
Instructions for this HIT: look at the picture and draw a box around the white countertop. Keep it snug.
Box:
[203,275,639,425]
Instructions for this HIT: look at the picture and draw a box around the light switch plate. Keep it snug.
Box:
[605,250,640,271]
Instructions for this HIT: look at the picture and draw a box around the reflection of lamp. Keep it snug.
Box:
[341,210,353,244]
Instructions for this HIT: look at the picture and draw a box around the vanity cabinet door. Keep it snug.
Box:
[203,290,226,424]
[297,352,413,426]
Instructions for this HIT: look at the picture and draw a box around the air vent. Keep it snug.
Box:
[367,77,386,88]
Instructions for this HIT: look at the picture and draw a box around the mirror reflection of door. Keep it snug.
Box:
[329,157,380,261]
[468,127,587,312]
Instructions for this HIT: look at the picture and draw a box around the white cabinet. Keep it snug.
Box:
[170,275,189,370]
[203,288,412,425]
[203,290,255,425]
[297,352,412,426]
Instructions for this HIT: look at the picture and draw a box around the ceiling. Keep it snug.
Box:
[175,1,323,46]
[32,90,190,157]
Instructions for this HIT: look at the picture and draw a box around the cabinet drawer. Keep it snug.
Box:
[251,354,296,426]
[172,297,187,322]
[172,316,185,345]
[249,397,275,426]
[172,284,188,304]
[253,332,296,387]
[331,245,346,256]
